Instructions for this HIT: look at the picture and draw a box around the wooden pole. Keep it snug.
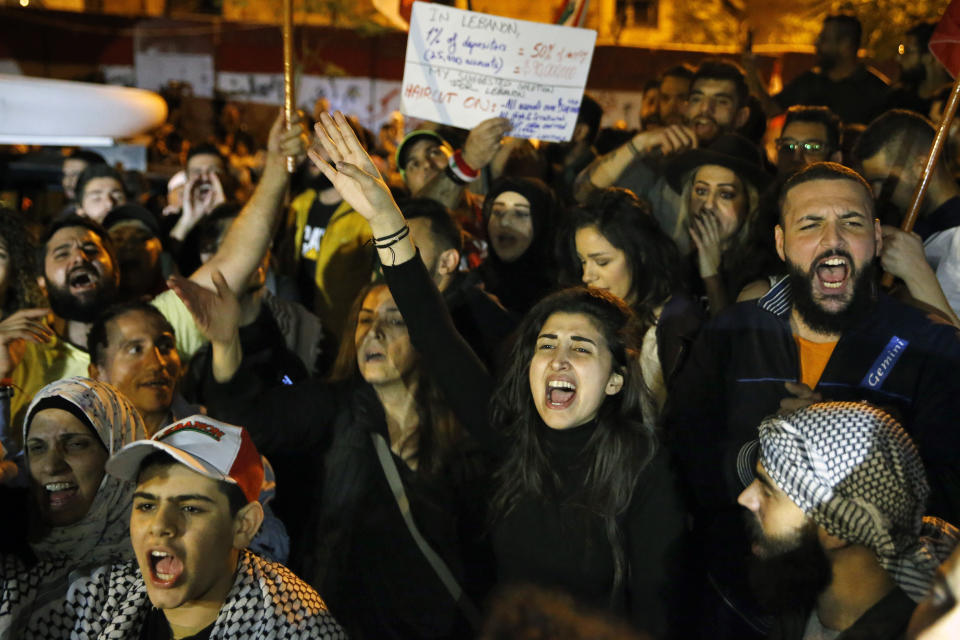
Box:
[882,70,960,287]
[282,0,295,173]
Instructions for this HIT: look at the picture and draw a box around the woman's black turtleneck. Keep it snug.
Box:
[384,256,689,637]
[491,420,618,608]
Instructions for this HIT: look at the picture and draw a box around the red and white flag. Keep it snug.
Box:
[929,0,960,78]
[555,0,590,27]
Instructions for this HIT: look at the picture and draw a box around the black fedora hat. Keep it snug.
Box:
[664,133,772,194]
[103,203,161,237]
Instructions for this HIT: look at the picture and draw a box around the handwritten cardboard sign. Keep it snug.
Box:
[401,2,597,142]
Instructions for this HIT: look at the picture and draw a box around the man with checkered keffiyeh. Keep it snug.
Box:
[25,416,346,640]
[737,402,959,640]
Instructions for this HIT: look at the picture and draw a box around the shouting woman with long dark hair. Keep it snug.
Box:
[309,112,688,637]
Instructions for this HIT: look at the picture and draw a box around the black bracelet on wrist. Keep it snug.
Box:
[371,225,410,267]
[373,225,410,244]
[372,225,410,248]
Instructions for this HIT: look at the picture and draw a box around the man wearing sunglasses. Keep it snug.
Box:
[775,106,842,177]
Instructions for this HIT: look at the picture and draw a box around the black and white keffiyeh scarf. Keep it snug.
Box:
[0,378,148,639]
[28,549,346,639]
[739,401,959,602]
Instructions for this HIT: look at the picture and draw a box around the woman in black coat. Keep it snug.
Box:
[308,111,690,638]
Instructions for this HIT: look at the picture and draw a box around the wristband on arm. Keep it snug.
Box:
[447,150,480,184]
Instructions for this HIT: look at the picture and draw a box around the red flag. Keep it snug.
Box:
[400,0,417,24]
[930,0,960,78]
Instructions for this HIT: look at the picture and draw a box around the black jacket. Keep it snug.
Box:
[442,270,517,369]
[384,256,689,638]
[768,587,915,640]
[204,371,490,640]
[664,277,960,630]
[667,277,960,522]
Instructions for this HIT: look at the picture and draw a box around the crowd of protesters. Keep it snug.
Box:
[0,11,959,640]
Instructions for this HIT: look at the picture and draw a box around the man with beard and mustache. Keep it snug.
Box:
[855,109,960,322]
[573,60,752,237]
[743,14,888,126]
[0,113,308,443]
[664,162,960,638]
[736,402,958,639]
[884,22,951,119]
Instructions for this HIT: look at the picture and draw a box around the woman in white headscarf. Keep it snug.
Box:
[0,376,147,639]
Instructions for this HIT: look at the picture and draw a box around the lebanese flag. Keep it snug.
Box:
[555,0,590,27]
[930,0,960,78]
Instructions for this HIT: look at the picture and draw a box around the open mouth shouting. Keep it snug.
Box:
[148,548,185,587]
[45,481,80,510]
[813,251,852,295]
[545,377,577,410]
[67,266,100,294]
[363,349,386,363]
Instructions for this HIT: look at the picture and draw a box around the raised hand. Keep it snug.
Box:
[881,224,959,325]
[308,111,401,225]
[167,271,240,347]
[881,225,932,283]
[631,124,698,157]
[267,110,309,169]
[0,308,53,379]
[177,170,226,234]
[462,117,512,171]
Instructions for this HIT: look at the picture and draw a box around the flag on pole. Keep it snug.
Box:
[929,0,960,78]
[555,0,590,27]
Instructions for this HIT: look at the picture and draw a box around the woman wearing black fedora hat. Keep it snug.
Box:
[664,133,772,315]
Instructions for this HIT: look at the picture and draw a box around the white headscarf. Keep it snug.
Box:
[0,377,147,639]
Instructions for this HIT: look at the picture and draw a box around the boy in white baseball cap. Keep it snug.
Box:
[54,415,345,639]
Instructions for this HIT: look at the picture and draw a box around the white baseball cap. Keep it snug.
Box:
[106,415,263,503]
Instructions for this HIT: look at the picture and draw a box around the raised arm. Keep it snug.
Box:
[168,270,339,453]
[881,225,960,326]
[189,112,307,293]
[309,112,414,262]
[416,117,511,207]
[740,51,784,120]
[572,125,697,204]
[310,112,498,445]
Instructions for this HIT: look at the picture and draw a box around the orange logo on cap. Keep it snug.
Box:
[159,420,225,442]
